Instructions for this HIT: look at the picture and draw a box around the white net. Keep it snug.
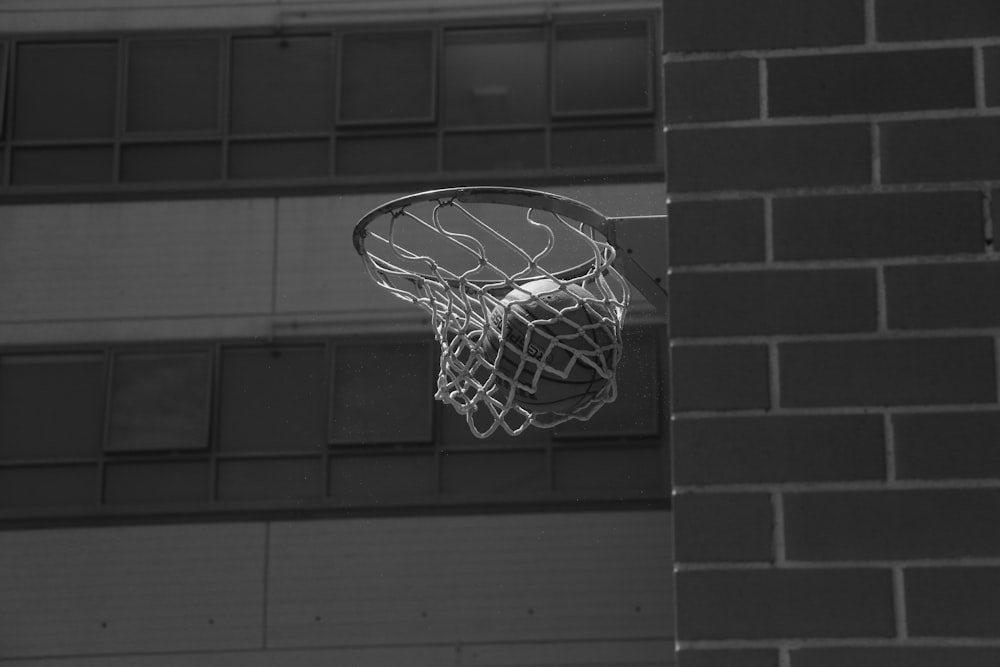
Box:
[355,188,629,438]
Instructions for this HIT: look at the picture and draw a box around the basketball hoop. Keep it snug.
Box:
[353,186,631,438]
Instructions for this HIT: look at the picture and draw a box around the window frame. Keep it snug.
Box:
[335,26,439,127]
[103,347,214,454]
[0,323,668,525]
[0,11,662,201]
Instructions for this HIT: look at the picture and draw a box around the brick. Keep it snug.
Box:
[674,492,773,563]
[881,117,1000,184]
[675,568,894,640]
[894,411,1000,480]
[680,649,779,667]
[987,47,1000,108]
[673,415,885,486]
[667,124,870,194]
[671,269,877,337]
[664,59,759,123]
[792,647,1000,667]
[663,0,865,52]
[672,344,770,412]
[769,49,975,117]
[779,338,997,407]
[668,199,766,267]
[773,191,985,260]
[887,262,1000,329]
[785,489,1000,561]
[877,0,1000,41]
[907,567,1000,637]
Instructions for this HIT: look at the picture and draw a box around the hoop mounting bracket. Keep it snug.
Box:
[608,215,668,314]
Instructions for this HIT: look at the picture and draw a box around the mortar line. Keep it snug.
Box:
[975,45,987,110]
[763,195,775,263]
[661,36,1000,62]
[985,186,995,254]
[664,106,1000,130]
[884,412,897,483]
[772,490,786,565]
[894,566,908,640]
[871,121,882,188]
[759,58,769,120]
[875,264,889,333]
[768,340,781,410]
[865,0,877,45]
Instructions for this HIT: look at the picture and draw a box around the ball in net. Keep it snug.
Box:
[483,278,618,415]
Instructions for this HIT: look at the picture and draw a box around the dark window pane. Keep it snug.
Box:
[553,21,652,115]
[553,446,662,494]
[551,125,656,168]
[229,139,329,180]
[335,134,436,175]
[329,454,435,503]
[106,350,211,452]
[104,461,210,505]
[444,27,546,126]
[331,341,433,444]
[0,465,98,509]
[126,37,220,133]
[444,131,545,171]
[217,457,323,502]
[0,43,8,140]
[554,326,662,438]
[14,42,118,140]
[219,346,327,452]
[0,354,104,461]
[11,146,114,185]
[121,143,222,182]
[339,30,435,123]
[441,450,547,495]
[230,35,334,134]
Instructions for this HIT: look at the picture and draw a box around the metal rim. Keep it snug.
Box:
[352,185,611,256]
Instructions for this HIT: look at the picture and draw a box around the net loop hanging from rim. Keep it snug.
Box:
[354,187,630,438]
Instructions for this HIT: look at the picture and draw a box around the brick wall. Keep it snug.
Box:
[664,1,1000,666]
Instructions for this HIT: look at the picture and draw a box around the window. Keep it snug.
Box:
[330,341,434,444]
[14,42,118,141]
[106,350,211,452]
[552,20,653,116]
[219,345,328,453]
[338,30,435,124]
[444,27,547,126]
[126,37,221,134]
[230,35,334,134]
[0,354,105,461]
[122,37,223,183]
[0,41,9,140]
[0,12,660,195]
[0,326,666,521]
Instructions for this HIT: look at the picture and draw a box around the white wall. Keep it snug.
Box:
[0,183,666,345]
[0,510,674,666]
[0,0,659,33]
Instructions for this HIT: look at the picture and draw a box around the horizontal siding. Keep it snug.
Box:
[0,523,267,659]
[267,511,674,648]
[0,511,673,664]
[0,182,664,345]
[0,641,674,667]
[0,0,654,33]
[0,199,276,324]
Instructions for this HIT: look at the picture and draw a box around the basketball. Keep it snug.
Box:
[482,278,618,414]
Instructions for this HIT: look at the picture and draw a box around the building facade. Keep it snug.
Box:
[0,1,673,665]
